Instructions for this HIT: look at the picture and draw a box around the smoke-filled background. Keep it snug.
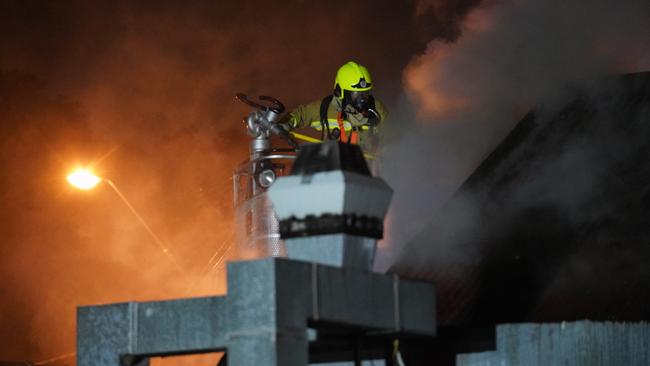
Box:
[0,0,649,364]
[0,0,478,363]
[382,0,650,269]
[383,0,650,331]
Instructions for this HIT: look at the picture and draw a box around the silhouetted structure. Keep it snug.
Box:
[392,71,650,363]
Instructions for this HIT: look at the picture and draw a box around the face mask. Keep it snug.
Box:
[349,91,372,112]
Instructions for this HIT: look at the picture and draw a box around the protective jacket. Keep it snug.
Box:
[280,95,388,153]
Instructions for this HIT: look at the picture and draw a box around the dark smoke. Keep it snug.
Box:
[0,0,480,363]
[381,0,650,271]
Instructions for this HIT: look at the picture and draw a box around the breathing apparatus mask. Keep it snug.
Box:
[344,90,374,114]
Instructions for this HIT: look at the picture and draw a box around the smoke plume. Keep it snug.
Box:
[382,0,650,270]
[0,0,482,363]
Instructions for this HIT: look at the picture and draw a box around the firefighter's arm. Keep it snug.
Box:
[278,100,321,130]
[363,97,388,127]
[360,99,388,154]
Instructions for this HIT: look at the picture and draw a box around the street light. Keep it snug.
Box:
[67,169,101,190]
[67,168,185,275]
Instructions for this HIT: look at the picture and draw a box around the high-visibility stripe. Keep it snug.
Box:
[308,119,370,131]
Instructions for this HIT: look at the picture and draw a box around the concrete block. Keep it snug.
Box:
[77,297,227,366]
[135,297,226,355]
[317,361,385,366]
[227,335,308,366]
[269,171,392,221]
[226,258,279,333]
[456,351,502,366]
[227,258,436,335]
[268,144,392,270]
[274,259,315,330]
[397,278,437,336]
[77,302,145,366]
[316,264,395,330]
[458,321,650,366]
[226,258,312,366]
[78,258,436,366]
[284,234,376,270]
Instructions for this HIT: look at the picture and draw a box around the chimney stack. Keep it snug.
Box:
[268,142,392,271]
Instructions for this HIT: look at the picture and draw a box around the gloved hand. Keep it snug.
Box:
[270,123,298,148]
[359,95,379,125]
[363,108,380,127]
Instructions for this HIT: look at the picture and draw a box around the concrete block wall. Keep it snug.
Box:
[457,321,650,366]
[77,258,436,366]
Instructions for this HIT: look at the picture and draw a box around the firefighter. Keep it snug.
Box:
[279,61,388,154]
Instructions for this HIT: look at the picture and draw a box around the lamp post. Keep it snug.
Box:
[67,168,185,275]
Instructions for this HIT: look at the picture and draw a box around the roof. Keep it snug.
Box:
[392,72,650,325]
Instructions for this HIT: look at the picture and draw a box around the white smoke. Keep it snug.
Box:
[380,0,650,271]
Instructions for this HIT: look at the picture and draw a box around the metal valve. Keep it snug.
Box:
[236,93,295,147]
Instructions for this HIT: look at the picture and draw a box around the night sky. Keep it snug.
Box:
[0,0,477,363]
[0,0,648,364]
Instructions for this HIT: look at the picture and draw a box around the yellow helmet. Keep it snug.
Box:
[334,61,373,99]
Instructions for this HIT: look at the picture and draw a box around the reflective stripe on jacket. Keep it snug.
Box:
[280,96,388,152]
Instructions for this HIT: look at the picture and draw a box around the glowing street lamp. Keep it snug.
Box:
[67,168,185,275]
[67,169,101,190]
